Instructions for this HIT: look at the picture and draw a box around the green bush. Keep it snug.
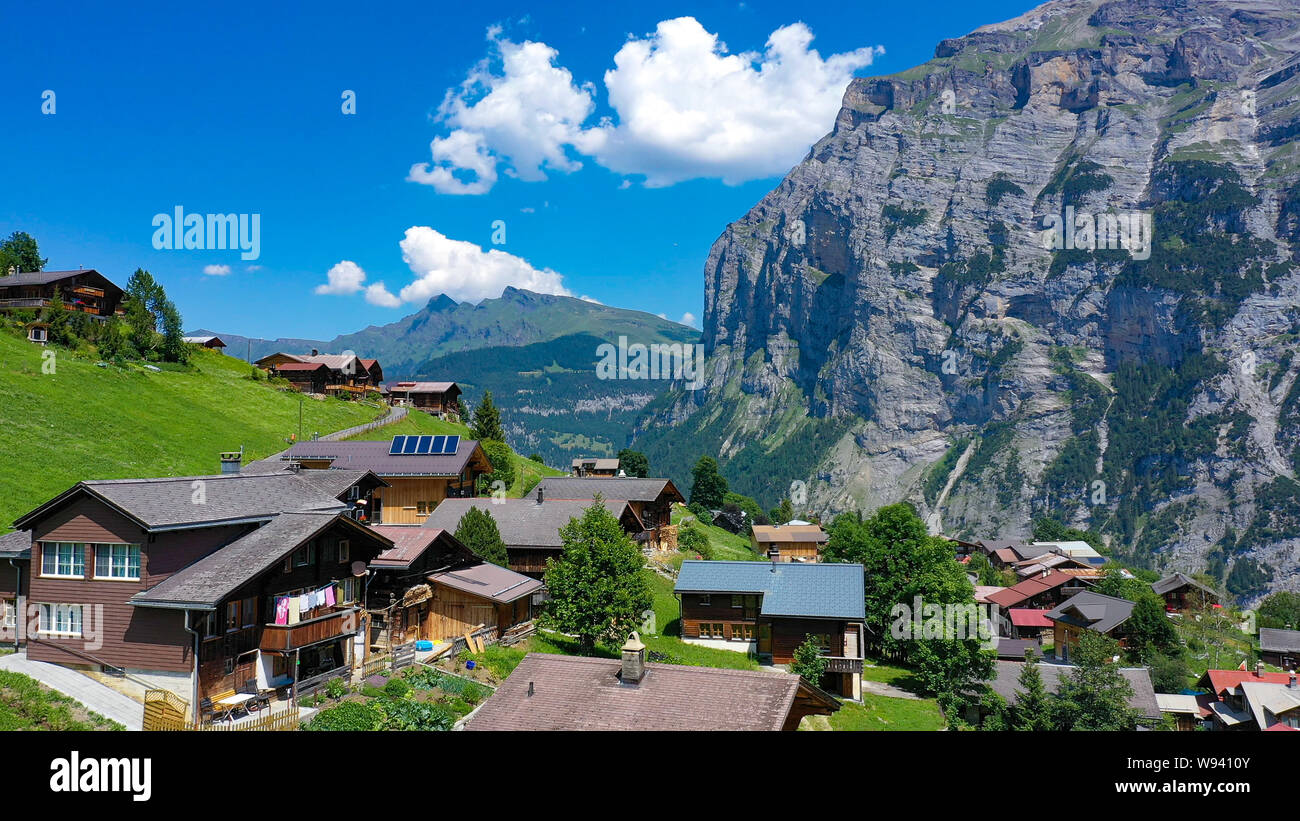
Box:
[324,678,348,699]
[379,698,457,731]
[678,525,712,559]
[383,677,411,699]
[305,701,383,731]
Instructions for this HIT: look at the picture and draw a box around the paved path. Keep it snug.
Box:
[0,651,143,730]
[861,677,922,700]
[319,404,407,441]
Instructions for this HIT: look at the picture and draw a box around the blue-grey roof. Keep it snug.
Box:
[674,561,865,620]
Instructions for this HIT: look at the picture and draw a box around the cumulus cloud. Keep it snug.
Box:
[315,260,367,295]
[203,264,231,276]
[396,226,570,304]
[410,18,881,192]
[365,282,402,307]
[680,312,697,327]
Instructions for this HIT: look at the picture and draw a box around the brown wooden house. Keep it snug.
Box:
[0,269,124,318]
[254,350,383,397]
[10,468,390,718]
[366,525,541,652]
[0,531,31,650]
[1044,590,1136,662]
[1151,572,1220,612]
[387,381,461,417]
[674,560,866,700]
[251,436,492,526]
[570,457,619,477]
[525,477,685,552]
[421,497,644,578]
[750,524,829,563]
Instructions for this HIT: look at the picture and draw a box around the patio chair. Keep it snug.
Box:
[240,680,268,711]
[198,697,217,725]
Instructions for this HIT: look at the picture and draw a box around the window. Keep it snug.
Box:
[699,622,725,639]
[698,594,711,607]
[241,597,257,628]
[38,604,83,636]
[93,544,141,580]
[226,601,239,632]
[416,502,435,516]
[337,540,350,563]
[340,577,358,604]
[731,595,743,609]
[293,544,316,568]
[732,623,755,641]
[809,634,832,653]
[41,543,85,578]
[200,610,217,638]
[1,600,14,630]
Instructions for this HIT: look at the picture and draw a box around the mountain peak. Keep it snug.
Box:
[424,294,457,313]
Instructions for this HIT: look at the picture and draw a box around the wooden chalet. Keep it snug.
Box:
[570,457,619,477]
[525,477,685,552]
[366,526,541,652]
[182,335,227,352]
[1260,628,1300,670]
[10,468,392,718]
[249,435,492,526]
[254,350,383,397]
[1151,571,1220,612]
[0,269,124,319]
[422,497,644,578]
[674,560,867,700]
[1044,590,1136,661]
[386,381,461,418]
[750,523,829,563]
[465,642,840,731]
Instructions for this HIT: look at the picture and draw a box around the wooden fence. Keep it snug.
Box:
[448,625,499,656]
[319,405,406,441]
[143,689,301,731]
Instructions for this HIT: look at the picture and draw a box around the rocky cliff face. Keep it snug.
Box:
[635,0,1300,601]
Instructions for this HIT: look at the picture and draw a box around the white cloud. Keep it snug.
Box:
[411,18,881,192]
[246,264,263,273]
[365,282,402,307]
[396,226,570,304]
[203,264,231,276]
[680,311,697,327]
[315,260,367,295]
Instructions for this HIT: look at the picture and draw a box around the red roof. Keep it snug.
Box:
[275,362,329,372]
[986,570,1075,608]
[1264,723,1299,731]
[1009,608,1053,628]
[1202,669,1294,696]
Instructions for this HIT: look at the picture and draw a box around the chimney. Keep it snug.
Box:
[769,546,781,569]
[536,485,544,505]
[311,348,319,356]
[620,632,646,684]
[1256,661,1265,678]
[1290,674,1297,690]
[219,449,243,475]
[286,460,301,474]
[527,681,535,697]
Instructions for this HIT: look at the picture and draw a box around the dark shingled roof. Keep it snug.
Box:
[430,563,542,604]
[0,268,121,292]
[465,653,807,731]
[278,439,481,477]
[0,530,31,559]
[131,512,384,608]
[988,660,1161,719]
[1260,627,1300,655]
[1045,590,1136,635]
[421,498,641,549]
[675,560,865,620]
[1151,571,1218,597]
[369,526,470,569]
[525,477,685,504]
[14,470,377,531]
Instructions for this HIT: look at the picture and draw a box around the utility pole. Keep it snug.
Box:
[298,397,303,442]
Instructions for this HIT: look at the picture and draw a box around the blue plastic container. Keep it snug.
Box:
[415,640,433,651]
[466,660,477,670]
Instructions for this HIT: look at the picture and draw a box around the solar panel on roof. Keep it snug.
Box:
[390,436,407,455]
[429,435,446,455]
[402,436,420,454]
[443,435,460,454]
[413,435,434,454]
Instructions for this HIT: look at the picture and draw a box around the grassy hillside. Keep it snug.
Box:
[344,410,563,497]
[0,333,385,528]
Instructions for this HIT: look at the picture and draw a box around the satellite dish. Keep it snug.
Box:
[351,560,368,577]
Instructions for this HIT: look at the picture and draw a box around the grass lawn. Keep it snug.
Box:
[670,504,764,562]
[0,333,386,529]
[346,411,563,497]
[0,670,124,730]
[816,695,947,731]
[861,659,928,695]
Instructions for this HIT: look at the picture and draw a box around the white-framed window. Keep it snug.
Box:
[698,594,711,607]
[38,603,83,637]
[1,600,15,630]
[337,540,350,563]
[93,544,141,580]
[41,542,85,578]
[292,544,315,568]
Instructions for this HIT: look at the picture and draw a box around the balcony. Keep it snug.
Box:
[822,656,864,674]
[260,606,358,653]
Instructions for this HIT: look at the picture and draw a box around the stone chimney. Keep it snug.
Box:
[219,450,242,475]
[1256,661,1265,678]
[620,631,646,684]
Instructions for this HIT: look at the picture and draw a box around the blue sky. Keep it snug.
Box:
[1,0,1037,340]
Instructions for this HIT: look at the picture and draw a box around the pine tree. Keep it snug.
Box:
[689,456,728,509]
[471,389,506,442]
[1011,650,1056,731]
[453,506,509,567]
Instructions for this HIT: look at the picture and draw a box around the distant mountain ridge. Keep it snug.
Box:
[198,286,697,379]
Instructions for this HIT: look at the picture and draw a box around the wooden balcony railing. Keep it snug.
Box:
[822,656,864,674]
[260,607,358,653]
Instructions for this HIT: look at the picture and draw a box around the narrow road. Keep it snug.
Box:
[0,650,143,730]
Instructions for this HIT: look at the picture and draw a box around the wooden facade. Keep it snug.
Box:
[0,269,124,318]
[375,476,477,525]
